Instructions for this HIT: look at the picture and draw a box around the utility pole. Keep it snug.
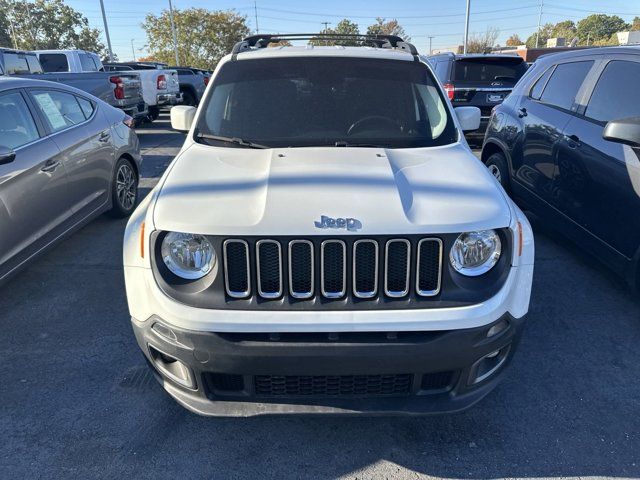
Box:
[535,0,544,48]
[254,1,259,33]
[168,0,180,66]
[321,21,331,31]
[99,0,114,62]
[131,39,136,61]
[463,0,471,54]
[428,36,434,55]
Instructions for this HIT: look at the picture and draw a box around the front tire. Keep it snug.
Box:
[108,157,138,218]
[486,152,510,193]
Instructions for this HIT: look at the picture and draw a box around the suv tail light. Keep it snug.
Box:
[157,74,167,90]
[203,76,209,86]
[110,76,125,99]
[443,83,455,101]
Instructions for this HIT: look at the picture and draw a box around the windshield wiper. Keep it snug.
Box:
[195,133,269,149]
[334,141,388,148]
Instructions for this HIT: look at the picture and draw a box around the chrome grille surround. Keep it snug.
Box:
[416,238,443,297]
[352,239,379,299]
[222,239,251,298]
[384,239,411,298]
[288,240,314,299]
[320,239,347,299]
[256,239,283,299]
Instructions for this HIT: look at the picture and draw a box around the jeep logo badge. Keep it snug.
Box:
[314,215,362,232]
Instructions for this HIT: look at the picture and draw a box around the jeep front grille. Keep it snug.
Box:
[222,237,443,301]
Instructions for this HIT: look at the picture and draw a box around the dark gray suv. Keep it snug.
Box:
[425,53,528,145]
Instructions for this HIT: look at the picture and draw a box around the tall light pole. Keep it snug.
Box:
[168,0,180,65]
[428,36,434,55]
[535,0,544,48]
[463,0,471,54]
[131,39,136,61]
[99,0,114,61]
[254,1,259,33]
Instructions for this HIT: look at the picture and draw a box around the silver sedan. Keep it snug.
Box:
[0,77,142,284]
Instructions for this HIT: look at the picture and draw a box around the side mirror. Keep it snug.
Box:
[170,105,197,132]
[455,106,481,132]
[0,146,16,166]
[603,117,640,148]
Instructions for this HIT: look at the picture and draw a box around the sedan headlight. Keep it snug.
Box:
[450,230,502,276]
[161,232,216,280]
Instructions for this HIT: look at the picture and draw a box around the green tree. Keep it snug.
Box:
[551,20,577,41]
[143,8,249,68]
[630,16,640,31]
[0,11,12,47]
[576,14,629,44]
[526,23,554,48]
[366,18,409,40]
[505,34,523,46]
[0,0,104,54]
[310,19,361,46]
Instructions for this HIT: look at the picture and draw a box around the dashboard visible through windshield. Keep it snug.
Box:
[195,56,457,149]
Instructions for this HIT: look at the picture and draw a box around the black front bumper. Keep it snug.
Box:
[132,314,524,416]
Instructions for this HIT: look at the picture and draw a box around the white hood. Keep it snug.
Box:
[152,143,511,235]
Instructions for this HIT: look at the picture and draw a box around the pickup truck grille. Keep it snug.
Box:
[222,237,442,301]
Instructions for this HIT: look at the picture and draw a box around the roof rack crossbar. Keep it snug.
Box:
[231,33,419,60]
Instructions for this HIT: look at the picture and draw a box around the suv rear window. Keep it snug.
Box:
[196,57,457,149]
[453,57,526,84]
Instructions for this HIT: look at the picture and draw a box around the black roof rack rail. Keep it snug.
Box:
[230,33,419,61]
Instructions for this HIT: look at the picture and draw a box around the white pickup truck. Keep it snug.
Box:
[102,61,182,121]
[35,51,181,122]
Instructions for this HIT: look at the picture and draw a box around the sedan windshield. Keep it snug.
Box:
[195,56,457,149]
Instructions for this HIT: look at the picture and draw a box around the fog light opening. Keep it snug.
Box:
[486,319,509,338]
[148,344,196,390]
[469,345,511,385]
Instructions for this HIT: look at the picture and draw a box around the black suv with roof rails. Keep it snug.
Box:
[481,46,640,291]
[425,53,528,145]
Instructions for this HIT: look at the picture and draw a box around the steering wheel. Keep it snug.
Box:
[347,115,402,136]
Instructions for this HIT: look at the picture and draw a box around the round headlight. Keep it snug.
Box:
[161,232,216,280]
[450,230,502,276]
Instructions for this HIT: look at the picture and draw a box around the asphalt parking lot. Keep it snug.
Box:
[1,114,639,479]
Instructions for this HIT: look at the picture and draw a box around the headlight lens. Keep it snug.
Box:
[450,230,502,276]
[161,232,216,280]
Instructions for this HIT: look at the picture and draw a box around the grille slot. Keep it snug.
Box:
[289,240,314,299]
[416,238,443,296]
[223,240,250,298]
[321,240,346,298]
[256,240,282,298]
[353,240,378,298]
[385,239,410,298]
[254,374,412,397]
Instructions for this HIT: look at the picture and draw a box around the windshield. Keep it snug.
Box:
[195,57,457,149]
[453,57,527,84]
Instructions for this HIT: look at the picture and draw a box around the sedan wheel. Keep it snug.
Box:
[109,157,138,218]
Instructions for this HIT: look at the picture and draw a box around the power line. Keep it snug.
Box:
[254,5,539,20]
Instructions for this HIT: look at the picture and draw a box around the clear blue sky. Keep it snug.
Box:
[66,0,640,61]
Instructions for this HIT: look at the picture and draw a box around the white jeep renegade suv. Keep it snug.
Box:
[123,34,534,416]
